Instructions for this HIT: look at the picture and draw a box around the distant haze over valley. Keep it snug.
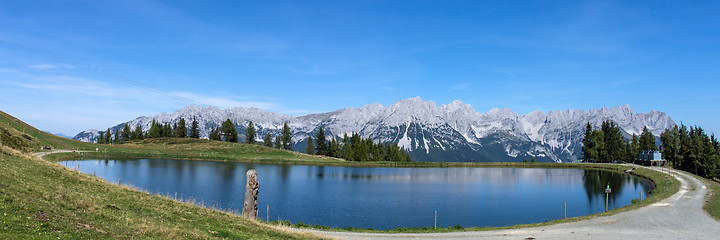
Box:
[74,97,675,162]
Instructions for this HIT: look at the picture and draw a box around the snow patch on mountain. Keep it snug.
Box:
[74,97,676,163]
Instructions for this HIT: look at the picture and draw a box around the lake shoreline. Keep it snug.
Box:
[55,153,679,233]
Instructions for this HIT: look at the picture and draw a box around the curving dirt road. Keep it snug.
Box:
[32,149,78,158]
[294,167,720,239]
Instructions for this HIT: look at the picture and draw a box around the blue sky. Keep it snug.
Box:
[0,0,718,136]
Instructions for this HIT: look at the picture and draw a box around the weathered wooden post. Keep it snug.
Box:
[242,169,259,219]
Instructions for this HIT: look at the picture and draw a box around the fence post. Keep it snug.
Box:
[434,211,437,229]
[564,201,567,219]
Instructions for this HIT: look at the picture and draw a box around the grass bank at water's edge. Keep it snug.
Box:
[0,148,323,239]
[0,110,324,239]
[41,142,685,234]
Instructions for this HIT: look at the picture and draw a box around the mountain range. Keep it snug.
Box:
[73,97,676,162]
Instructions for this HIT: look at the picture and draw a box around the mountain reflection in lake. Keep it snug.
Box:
[62,159,653,230]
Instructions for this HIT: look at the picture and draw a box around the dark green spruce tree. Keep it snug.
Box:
[661,125,680,167]
[601,120,624,163]
[281,122,292,150]
[274,135,281,149]
[121,124,131,142]
[246,121,257,144]
[97,131,105,144]
[581,122,599,162]
[189,116,200,138]
[148,120,161,138]
[163,123,172,137]
[105,128,112,144]
[305,136,315,155]
[209,127,222,141]
[176,118,187,138]
[315,127,328,156]
[133,125,143,140]
[263,133,273,147]
[221,119,238,142]
[114,129,120,143]
[639,126,658,151]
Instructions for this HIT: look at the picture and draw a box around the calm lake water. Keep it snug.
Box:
[61,159,653,230]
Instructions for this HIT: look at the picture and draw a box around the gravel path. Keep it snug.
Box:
[295,167,720,239]
[32,149,78,158]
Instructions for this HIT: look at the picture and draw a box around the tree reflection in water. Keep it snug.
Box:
[583,169,653,210]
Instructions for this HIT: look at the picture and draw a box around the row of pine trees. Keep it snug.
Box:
[207,119,294,151]
[581,120,720,180]
[581,120,658,163]
[97,118,411,162]
[305,127,412,162]
[660,124,720,179]
[97,117,201,144]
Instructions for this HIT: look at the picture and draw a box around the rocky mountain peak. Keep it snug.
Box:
[74,97,676,163]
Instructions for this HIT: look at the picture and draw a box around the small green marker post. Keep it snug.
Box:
[605,183,612,212]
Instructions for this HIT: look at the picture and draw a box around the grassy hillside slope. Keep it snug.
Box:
[0,110,321,239]
[0,111,95,151]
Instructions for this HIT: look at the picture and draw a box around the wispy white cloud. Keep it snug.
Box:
[28,63,74,70]
[2,68,284,111]
[0,68,290,134]
[381,86,395,91]
[172,92,280,110]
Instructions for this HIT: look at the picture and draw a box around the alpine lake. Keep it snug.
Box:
[61,159,653,230]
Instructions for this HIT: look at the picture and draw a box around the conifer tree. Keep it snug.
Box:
[601,120,624,163]
[209,127,222,141]
[114,129,120,143]
[121,124,131,142]
[148,120,161,138]
[263,133,273,147]
[581,122,598,162]
[274,135,281,149]
[315,127,328,156]
[221,119,238,142]
[97,131,105,144]
[630,134,640,156]
[622,139,634,162]
[176,118,187,138]
[163,123,172,137]
[661,125,680,166]
[305,136,315,155]
[639,126,658,151]
[246,121,257,144]
[328,137,340,158]
[105,128,112,144]
[190,116,200,138]
[340,133,350,159]
[133,125,143,140]
[281,122,292,150]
